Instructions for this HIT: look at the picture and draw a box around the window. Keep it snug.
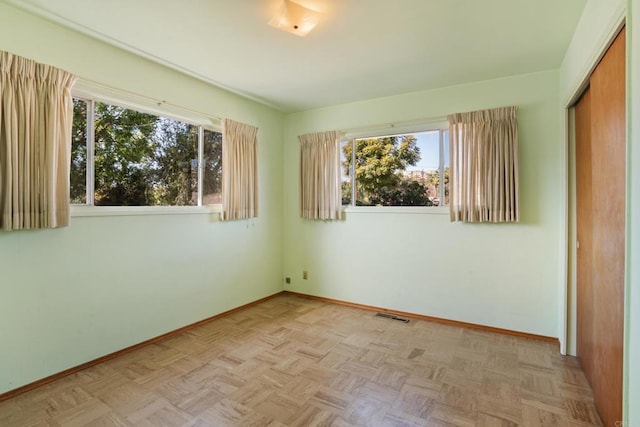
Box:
[71,97,222,207]
[341,129,449,207]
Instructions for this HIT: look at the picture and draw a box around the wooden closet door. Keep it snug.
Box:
[575,88,593,383]
[576,27,625,427]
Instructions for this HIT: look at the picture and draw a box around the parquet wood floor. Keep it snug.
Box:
[0,294,602,426]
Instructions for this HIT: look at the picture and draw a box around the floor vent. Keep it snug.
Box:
[375,312,410,323]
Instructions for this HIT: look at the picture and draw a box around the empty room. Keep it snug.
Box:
[0,0,639,426]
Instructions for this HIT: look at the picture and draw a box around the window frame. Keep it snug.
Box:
[341,120,450,215]
[70,85,223,217]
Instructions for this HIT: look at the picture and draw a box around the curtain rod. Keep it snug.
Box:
[73,76,224,122]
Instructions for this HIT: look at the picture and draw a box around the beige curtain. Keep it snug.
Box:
[299,130,341,220]
[222,118,258,220]
[0,51,77,231]
[448,106,519,223]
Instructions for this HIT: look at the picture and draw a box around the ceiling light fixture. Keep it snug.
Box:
[268,0,321,37]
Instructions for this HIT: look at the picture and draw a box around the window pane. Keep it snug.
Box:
[202,129,222,204]
[70,98,87,204]
[154,118,199,206]
[406,130,440,206]
[340,140,352,205]
[443,130,450,206]
[94,102,156,206]
[93,101,197,206]
[354,131,440,206]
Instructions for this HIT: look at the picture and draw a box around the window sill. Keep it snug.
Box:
[70,205,223,218]
[343,206,449,215]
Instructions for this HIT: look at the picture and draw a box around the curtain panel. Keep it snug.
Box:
[0,51,77,231]
[299,130,341,220]
[222,118,258,220]
[448,106,519,223]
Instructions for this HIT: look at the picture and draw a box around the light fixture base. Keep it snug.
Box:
[268,0,320,37]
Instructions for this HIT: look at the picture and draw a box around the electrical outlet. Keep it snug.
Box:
[303,271,308,280]
[285,277,291,284]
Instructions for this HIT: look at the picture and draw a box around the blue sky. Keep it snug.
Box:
[407,130,449,172]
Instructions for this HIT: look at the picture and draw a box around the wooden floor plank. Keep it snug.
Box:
[0,294,603,426]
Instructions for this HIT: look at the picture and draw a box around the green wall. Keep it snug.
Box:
[283,70,563,339]
[0,4,284,393]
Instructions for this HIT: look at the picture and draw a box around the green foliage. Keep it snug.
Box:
[369,180,433,206]
[70,99,88,204]
[153,119,198,206]
[93,102,158,206]
[342,135,431,206]
[202,130,223,204]
[341,181,352,205]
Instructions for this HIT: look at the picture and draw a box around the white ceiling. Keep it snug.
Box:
[8,0,586,112]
